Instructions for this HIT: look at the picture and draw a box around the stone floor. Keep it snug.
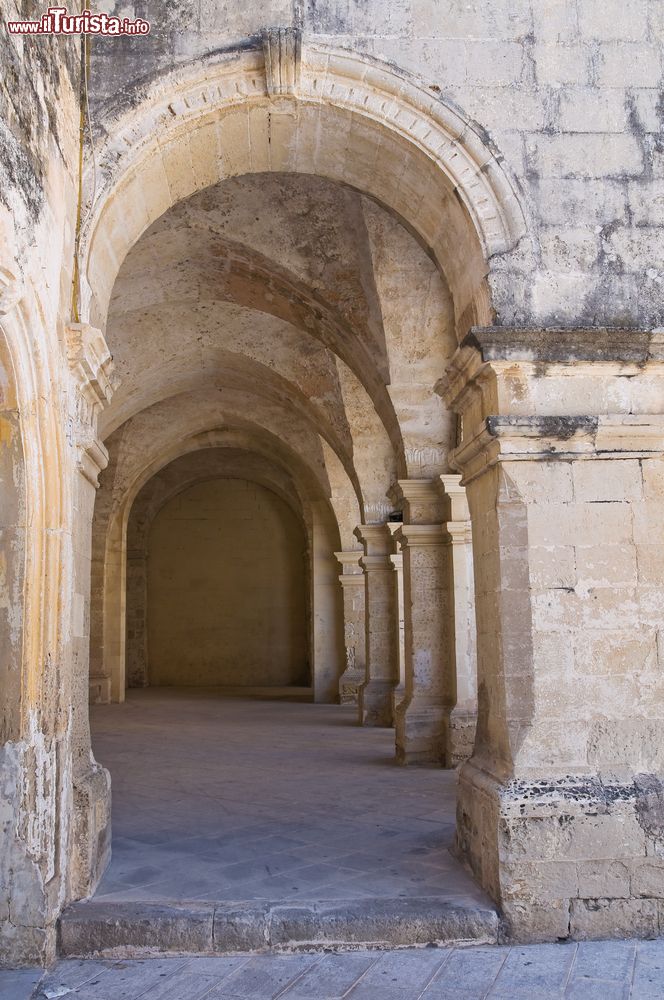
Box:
[5,940,664,999]
[89,689,488,909]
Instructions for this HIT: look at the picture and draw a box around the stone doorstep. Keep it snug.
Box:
[57,897,499,959]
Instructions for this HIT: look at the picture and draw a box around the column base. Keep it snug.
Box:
[338,668,365,705]
[89,675,111,705]
[359,680,394,727]
[394,700,448,765]
[457,759,664,943]
[391,683,406,718]
[70,763,112,899]
[446,708,477,768]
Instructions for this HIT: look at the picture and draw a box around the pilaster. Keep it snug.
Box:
[334,550,366,705]
[439,474,477,767]
[64,321,116,900]
[387,522,406,717]
[391,480,452,765]
[353,524,399,727]
[437,327,664,941]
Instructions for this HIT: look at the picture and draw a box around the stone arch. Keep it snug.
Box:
[125,447,316,690]
[81,38,526,340]
[91,425,349,703]
[145,474,312,690]
[0,326,26,745]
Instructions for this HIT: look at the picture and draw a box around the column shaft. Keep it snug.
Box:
[354,524,399,727]
[335,550,366,704]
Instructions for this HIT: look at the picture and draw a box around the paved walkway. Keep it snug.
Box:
[4,940,664,999]
[89,690,486,909]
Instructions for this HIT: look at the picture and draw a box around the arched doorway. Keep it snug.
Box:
[75,38,522,946]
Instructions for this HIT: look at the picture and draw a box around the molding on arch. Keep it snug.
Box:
[81,38,527,331]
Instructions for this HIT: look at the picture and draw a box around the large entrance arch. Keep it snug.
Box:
[73,36,514,935]
[80,33,525,343]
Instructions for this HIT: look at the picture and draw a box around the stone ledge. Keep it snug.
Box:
[463,326,664,363]
[58,897,499,958]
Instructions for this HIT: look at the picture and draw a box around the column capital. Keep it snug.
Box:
[393,478,444,525]
[443,520,472,546]
[359,553,393,572]
[394,523,445,548]
[353,523,392,556]
[334,550,363,575]
[439,474,470,522]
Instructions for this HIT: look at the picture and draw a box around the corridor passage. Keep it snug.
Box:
[90,690,487,908]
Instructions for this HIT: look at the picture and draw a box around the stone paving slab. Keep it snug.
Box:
[4,940,664,1000]
[89,694,484,910]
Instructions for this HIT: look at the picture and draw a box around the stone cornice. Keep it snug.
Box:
[436,328,664,414]
[461,326,664,364]
[451,414,664,484]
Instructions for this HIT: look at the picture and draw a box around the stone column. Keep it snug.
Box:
[440,475,478,766]
[393,480,452,764]
[334,550,366,704]
[387,521,406,716]
[353,523,399,726]
[437,327,664,942]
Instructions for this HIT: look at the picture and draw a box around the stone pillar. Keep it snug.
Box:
[438,327,664,942]
[311,501,344,703]
[353,523,399,726]
[387,521,406,716]
[440,475,478,766]
[64,322,115,899]
[393,480,452,764]
[335,550,366,704]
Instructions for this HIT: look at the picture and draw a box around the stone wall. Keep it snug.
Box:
[146,478,309,687]
[89,0,664,331]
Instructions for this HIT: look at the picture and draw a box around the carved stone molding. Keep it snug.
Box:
[65,323,115,409]
[262,27,302,97]
[0,265,24,317]
[64,323,115,487]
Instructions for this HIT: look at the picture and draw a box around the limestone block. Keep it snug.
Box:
[570,898,659,940]
[577,0,649,41]
[628,90,664,134]
[577,861,631,900]
[532,0,580,42]
[536,178,627,227]
[411,0,531,39]
[596,43,661,87]
[535,44,590,86]
[558,88,629,132]
[632,862,664,898]
[532,133,644,179]
[575,540,638,587]
[539,227,600,272]
[628,180,664,228]
[463,41,525,86]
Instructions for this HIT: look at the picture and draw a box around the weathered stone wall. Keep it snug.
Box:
[89,0,664,330]
[1,0,662,964]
